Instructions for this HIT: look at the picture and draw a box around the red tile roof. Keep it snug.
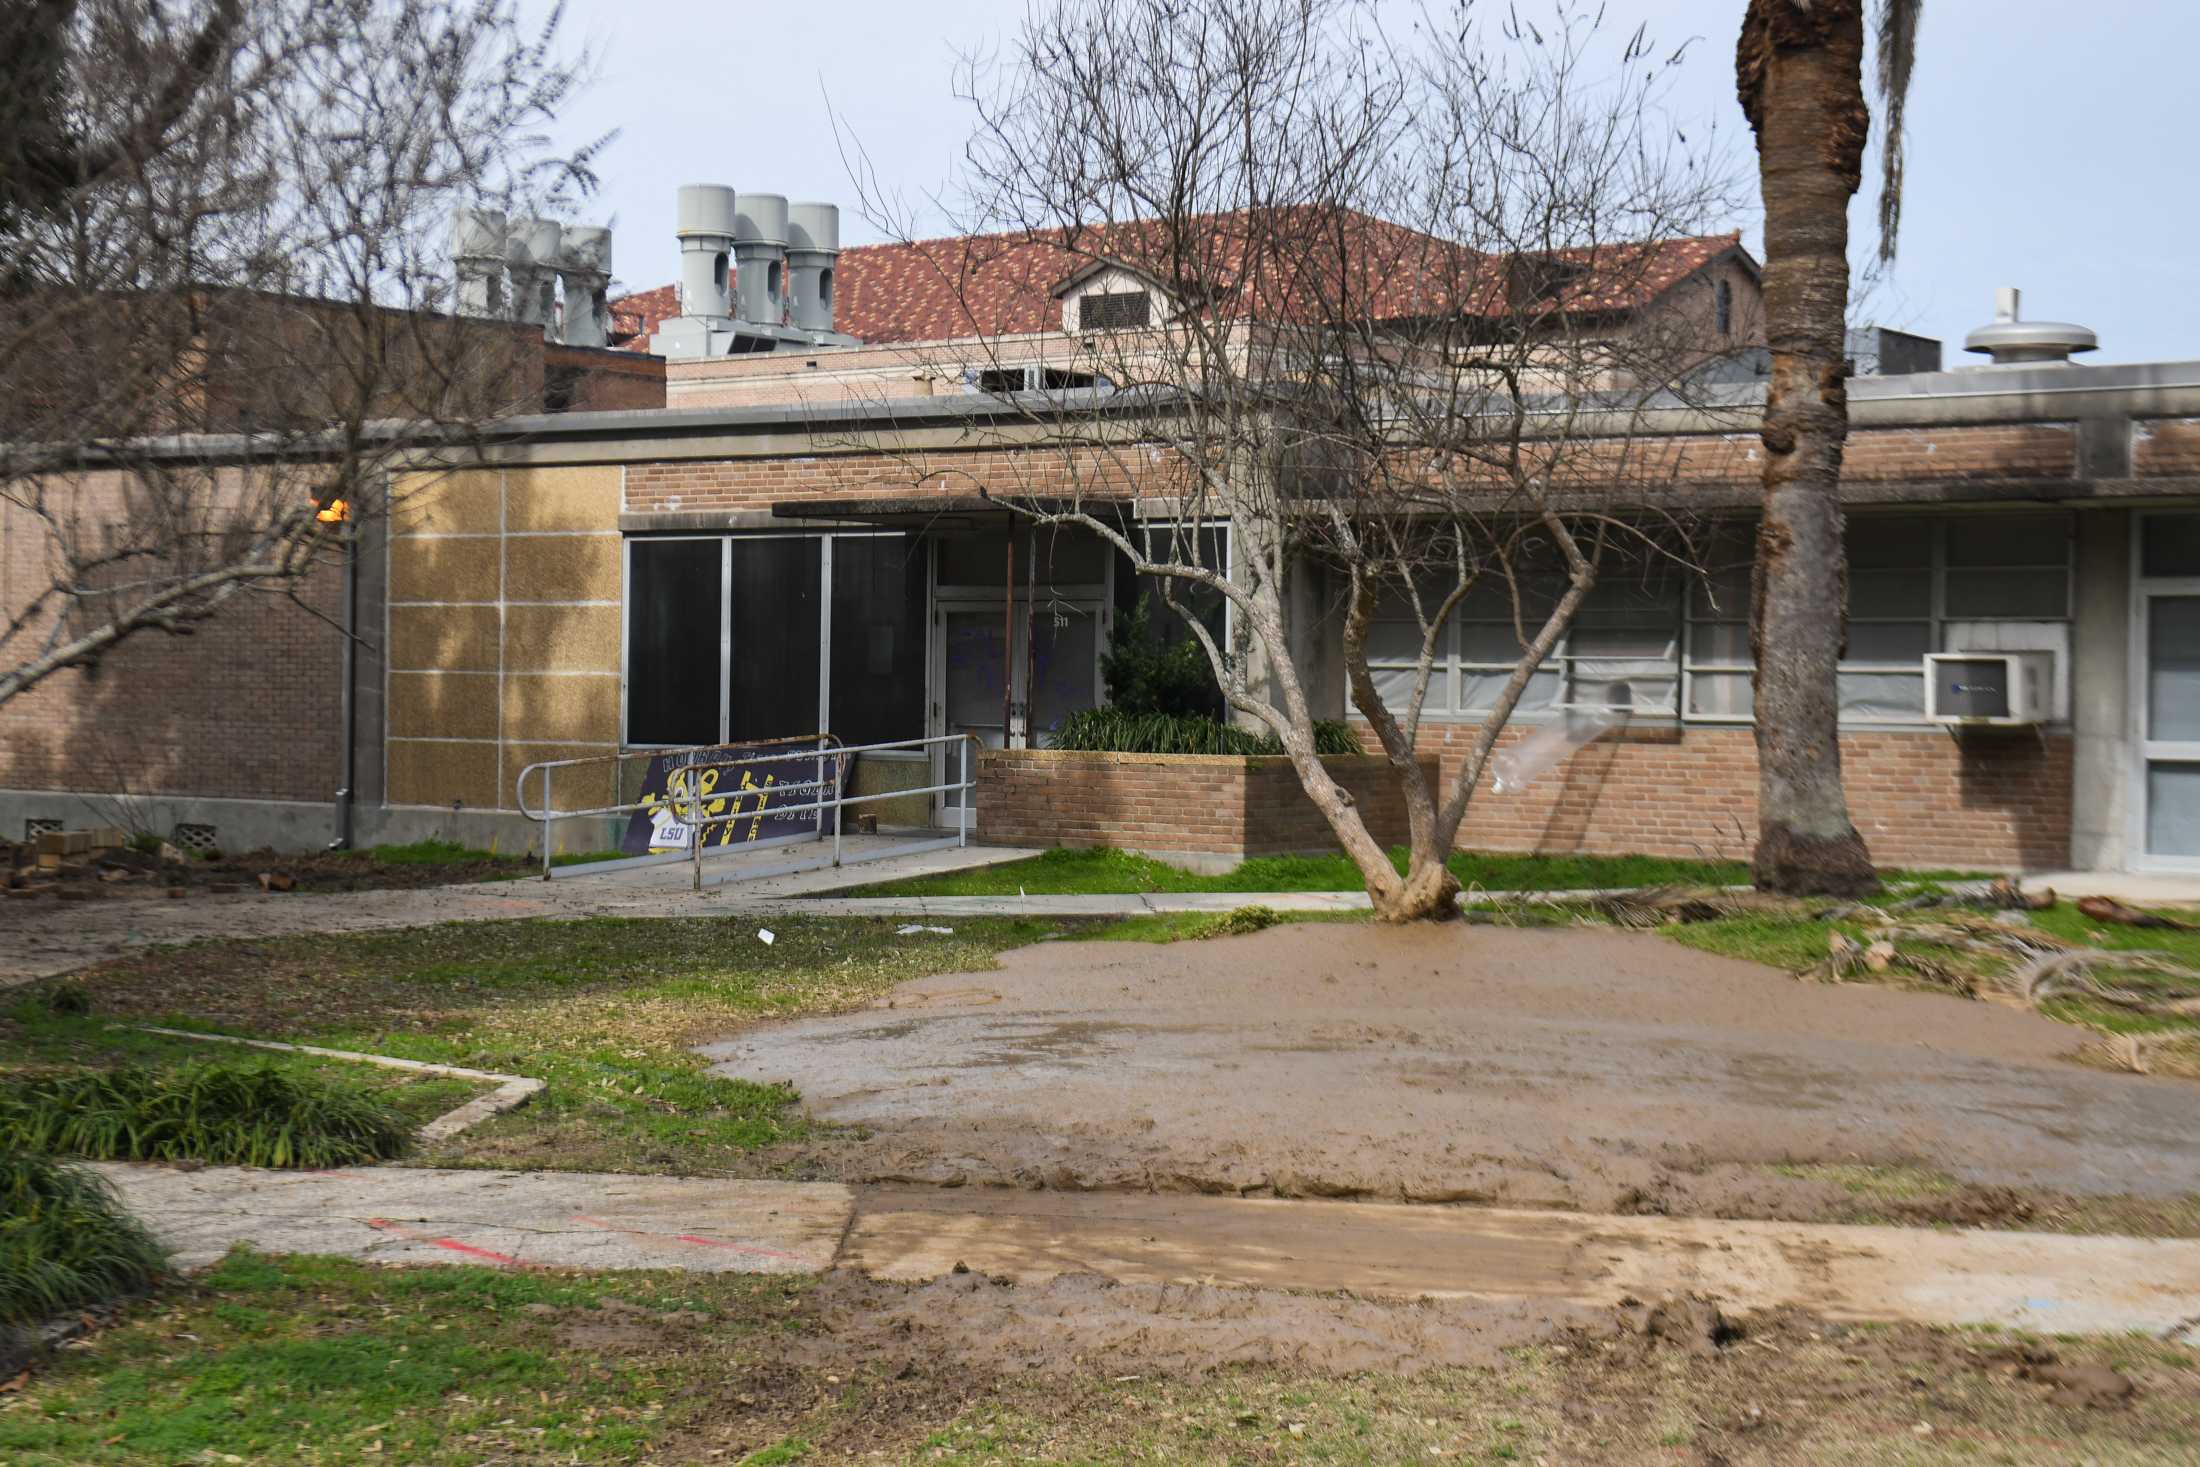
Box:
[608,213,1745,353]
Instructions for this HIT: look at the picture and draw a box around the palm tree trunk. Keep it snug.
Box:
[1737,0,1879,897]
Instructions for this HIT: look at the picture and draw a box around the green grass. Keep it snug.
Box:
[0,1062,414,1169]
[39,917,1078,1176]
[347,839,623,870]
[0,1154,167,1326]
[0,999,491,1135]
[837,846,1758,898]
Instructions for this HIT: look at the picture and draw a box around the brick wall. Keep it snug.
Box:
[978,749,1440,857]
[2134,417,2200,476]
[625,443,1184,516]
[1376,722,2072,871]
[0,472,345,811]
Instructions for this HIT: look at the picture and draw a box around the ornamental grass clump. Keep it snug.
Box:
[1051,707,1362,757]
[0,1154,167,1326]
[0,1061,413,1169]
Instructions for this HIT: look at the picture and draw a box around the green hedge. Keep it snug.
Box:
[1050,708,1363,757]
[1,1062,414,1170]
[1,1155,167,1326]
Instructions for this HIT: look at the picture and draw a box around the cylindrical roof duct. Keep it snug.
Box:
[786,202,841,334]
[674,184,738,319]
[732,193,789,326]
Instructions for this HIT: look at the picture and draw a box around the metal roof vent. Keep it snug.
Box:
[1963,287,2097,365]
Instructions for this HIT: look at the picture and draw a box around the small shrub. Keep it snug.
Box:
[1052,708,1362,757]
[1184,904,1286,940]
[125,832,163,856]
[0,1154,167,1325]
[39,980,92,1017]
[0,1061,414,1169]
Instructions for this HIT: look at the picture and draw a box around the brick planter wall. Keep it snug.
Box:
[978,750,1442,858]
[1376,722,2072,872]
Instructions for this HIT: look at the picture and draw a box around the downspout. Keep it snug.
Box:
[329,527,358,850]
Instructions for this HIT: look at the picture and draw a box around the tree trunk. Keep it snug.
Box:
[1368,853,1463,923]
[1736,0,1879,898]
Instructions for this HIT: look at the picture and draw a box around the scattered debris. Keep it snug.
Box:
[2076,895,2196,932]
[895,925,955,936]
[757,929,776,945]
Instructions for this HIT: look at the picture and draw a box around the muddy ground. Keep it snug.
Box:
[705,923,2200,1221]
[648,1273,2200,1464]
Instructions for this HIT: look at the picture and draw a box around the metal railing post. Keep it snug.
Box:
[541,764,553,881]
[689,768,705,893]
[958,735,970,848]
[829,736,843,868]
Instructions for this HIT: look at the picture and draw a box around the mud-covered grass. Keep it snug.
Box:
[1660,901,2200,1080]
[32,917,1073,1177]
[3,1250,2195,1465]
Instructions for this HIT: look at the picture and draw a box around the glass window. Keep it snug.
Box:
[728,539,821,741]
[829,536,927,747]
[625,540,721,746]
[2149,597,2200,743]
[2141,514,2200,579]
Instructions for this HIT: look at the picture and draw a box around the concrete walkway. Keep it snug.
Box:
[0,837,1033,986]
[96,1163,2200,1338]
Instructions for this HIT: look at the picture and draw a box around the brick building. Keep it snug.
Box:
[4,201,2196,878]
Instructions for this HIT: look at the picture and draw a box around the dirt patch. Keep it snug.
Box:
[707,923,2200,1224]
[788,1266,1592,1378]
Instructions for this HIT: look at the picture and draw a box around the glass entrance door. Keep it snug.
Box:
[934,596,1104,812]
[2141,592,2200,865]
[2136,514,2200,870]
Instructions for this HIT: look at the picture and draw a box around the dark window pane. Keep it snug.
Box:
[728,538,820,742]
[830,536,928,747]
[625,539,721,745]
[1846,516,1934,568]
[1945,514,2069,567]
[1943,568,2068,618]
[2141,515,2200,578]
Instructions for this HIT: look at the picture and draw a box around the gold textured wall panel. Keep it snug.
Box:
[390,469,502,536]
[503,603,619,673]
[388,672,499,740]
[501,673,620,744]
[505,535,620,601]
[504,465,619,533]
[386,738,500,809]
[388,604,501,672]
[389,536,501,604]
[504,741,619,815]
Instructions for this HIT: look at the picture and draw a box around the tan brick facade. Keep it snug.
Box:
[978,750,1442,857]
[0,471,344,817]
[1376,722,2072,871]
[625,443,1180,516]
[2134,417,2200,476]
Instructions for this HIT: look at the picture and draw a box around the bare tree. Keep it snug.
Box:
[1736,0,1921,896]
[0,0,597,706]
[838,0,1745,920]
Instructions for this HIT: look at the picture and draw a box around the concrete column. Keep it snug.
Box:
[2068,508,2132,871]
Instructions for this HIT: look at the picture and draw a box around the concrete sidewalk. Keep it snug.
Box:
[97,1163,2200,1338]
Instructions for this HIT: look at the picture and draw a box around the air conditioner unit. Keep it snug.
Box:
[1924,651,2054,727]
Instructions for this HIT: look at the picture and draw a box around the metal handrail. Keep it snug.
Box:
[513,731,978,888]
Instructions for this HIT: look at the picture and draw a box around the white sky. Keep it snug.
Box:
[539,0,2200,364]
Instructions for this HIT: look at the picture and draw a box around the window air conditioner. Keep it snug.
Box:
[1924,651,2054,727]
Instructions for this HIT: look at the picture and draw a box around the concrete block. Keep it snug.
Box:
[390,469,502,536]
[389,535,501,604]
[505,534,620,601]
[389,604,501,673]
[503,465,619,533]
[502,603,619,673]
[388,671,499,741]
[386,738,501,810]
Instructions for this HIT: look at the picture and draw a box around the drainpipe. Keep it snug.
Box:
[1001,521,1015,747]
[329,528,358,850]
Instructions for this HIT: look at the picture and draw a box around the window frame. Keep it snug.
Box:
[1678,512,2077,729]
[620,529,916,750]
